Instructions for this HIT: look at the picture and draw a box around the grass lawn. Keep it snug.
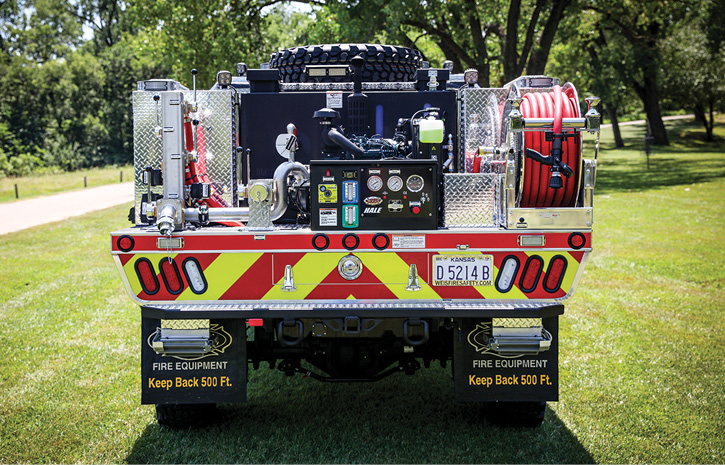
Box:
[0,118,723,463]
[0,165,132,203]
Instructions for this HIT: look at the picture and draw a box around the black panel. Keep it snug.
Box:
[453,317,559,402]
[238,90,457,181]
[310,159,438,230]
[141,317,246,405]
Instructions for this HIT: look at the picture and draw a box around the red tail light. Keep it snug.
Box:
[519,256,543,293]
[544,256,568,292]
[134,258,159,295]
[159,259,183,294]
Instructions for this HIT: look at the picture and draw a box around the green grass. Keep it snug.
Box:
[0,118,724,463]
[0,165,132,203]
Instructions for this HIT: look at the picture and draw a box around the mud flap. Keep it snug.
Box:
[141,317,246,405]
[453,317,558,402]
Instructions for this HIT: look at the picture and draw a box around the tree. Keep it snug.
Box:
[660,10,725,141]
[586,0,697,146]
[305,0,577,86]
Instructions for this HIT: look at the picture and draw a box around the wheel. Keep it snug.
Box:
[485,401,547,427]
[269,44,424,83]
[155,403,218,428]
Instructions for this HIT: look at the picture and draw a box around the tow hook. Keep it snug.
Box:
[403,318,429,346]
[277,319,304,347]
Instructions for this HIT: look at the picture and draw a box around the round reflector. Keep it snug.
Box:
[117,235,135,252]
[372,233,390,250]
[312,233,330,251]
[568,232,586,250]
[342,233,360,251]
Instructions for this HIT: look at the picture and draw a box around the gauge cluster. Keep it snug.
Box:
[310,160,438,231]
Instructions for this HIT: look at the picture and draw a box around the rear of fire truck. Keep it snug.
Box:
[111,44,601,427]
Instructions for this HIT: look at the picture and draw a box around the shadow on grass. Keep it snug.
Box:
[125,368,594,464]
[592,121,725,194]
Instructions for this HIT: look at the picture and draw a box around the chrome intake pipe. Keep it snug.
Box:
[181,160,309,225]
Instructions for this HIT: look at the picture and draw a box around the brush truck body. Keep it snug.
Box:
[111,44,601,427]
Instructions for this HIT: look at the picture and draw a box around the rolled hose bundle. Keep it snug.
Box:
[519,85,581,208]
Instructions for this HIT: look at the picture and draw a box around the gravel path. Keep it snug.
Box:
[0,183,134,235]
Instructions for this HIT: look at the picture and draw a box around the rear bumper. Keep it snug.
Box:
[141,301,564,320]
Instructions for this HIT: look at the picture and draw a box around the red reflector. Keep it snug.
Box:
[569,233,585,248]
[135,259,159,294]
[118,236,133,251]
[520,256,543,292]
[372,233,390,250]
[248,318,264,327]
[160,259,182,293]
[544,256,568,292]
[343,233,359,250]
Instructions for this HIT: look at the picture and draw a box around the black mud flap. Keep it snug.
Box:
[141,317,246,405]
[453,317,558,402]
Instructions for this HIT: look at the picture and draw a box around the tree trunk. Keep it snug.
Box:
[503,0,522,83]
[693,104,706,124]
[526,0,570,75]
[632,73,669,145]
[706,97,715,142]
[605,102,624,147]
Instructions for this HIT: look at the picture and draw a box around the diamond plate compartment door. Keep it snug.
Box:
[458,88,510,173]
[132,90,236,223]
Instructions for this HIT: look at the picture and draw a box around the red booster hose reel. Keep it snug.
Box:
[520,84,582,208]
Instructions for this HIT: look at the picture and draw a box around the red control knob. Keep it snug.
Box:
[412,206,420,214]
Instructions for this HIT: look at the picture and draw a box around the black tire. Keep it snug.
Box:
[155,403,217,428]
[485,401,547,427]
[269,44,423,83]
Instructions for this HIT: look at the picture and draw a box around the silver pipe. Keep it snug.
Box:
[270,160,309,220]
[183,207,249,222]
[158,204,177,236]
[523,117,586,129]
[182,160,310,224]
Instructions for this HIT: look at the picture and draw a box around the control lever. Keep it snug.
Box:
[526,147,574,189]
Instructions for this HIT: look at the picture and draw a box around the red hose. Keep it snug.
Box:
[183,118,194,152]
[519,85,581,208]
[184,126,242,227]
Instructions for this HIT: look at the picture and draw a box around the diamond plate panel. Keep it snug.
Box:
[492,318,541,328]
[133,90,236,224]
[161,319,210,330]
[459,88,510,172]
[443,173,502,228]
[133,92,163,223]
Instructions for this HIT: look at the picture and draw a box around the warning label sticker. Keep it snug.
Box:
[319,208,338,227]
[326,91,343,109]
[392,235,426,249]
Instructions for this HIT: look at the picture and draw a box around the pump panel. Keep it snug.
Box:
[310,160,439,230]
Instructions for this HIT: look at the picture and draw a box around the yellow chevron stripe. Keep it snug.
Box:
[177,253,263,300]
[356,252,441,299]
[262,253,342,300]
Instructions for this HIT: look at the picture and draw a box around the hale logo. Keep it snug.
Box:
[363,207,382,214]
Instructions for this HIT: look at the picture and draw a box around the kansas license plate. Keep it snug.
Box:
[432,255,493,286]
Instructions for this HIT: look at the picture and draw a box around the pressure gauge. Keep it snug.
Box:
[367,175,383,192]
[406,174,424,193]
[387,175,403,192]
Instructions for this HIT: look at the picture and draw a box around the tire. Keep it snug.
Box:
[155,403,218,428]
[269,44,424,83]
[485,401,547,427]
